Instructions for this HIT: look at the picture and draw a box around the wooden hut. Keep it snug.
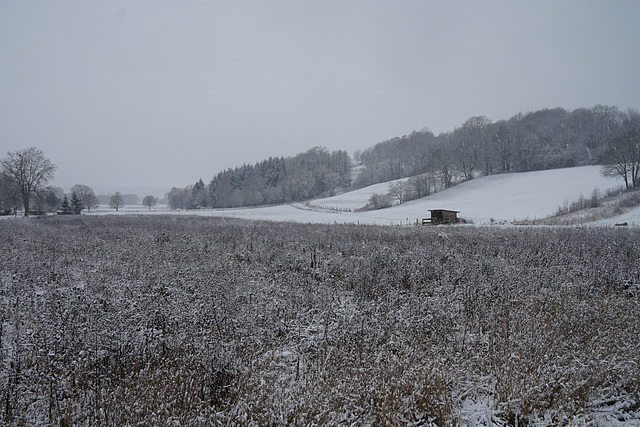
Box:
[422,209,459,225]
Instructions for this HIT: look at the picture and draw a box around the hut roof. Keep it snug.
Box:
[429,209,459,213]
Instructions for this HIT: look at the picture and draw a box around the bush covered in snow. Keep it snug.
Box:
[1,216,639,425]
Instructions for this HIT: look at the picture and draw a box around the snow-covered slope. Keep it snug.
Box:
[87,166,640,226]
[372,166,625,225]
[204,166,627,225]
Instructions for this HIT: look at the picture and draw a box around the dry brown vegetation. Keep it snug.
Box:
[1,216,639,425]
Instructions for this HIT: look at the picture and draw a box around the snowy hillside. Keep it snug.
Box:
[85,165,640,226]
[368,166,629,225]
[186,166,637,226]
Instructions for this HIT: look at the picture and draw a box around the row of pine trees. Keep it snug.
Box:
[168,147,352,210]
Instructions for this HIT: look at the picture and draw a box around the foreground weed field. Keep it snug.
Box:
[1,216,639,426]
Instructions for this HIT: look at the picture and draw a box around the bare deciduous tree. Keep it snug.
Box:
[0,147,56,216]
[601,131,640,189]
[109,192,124,212]
[167,187,188,210]
[408,173,432,198]
[142,195,158,211]
[601,110,640,189]
[388,181,411,205]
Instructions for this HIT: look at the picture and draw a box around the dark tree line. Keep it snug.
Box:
[168,147,352,210]
[167,105,638,210]
[354,105,635,190]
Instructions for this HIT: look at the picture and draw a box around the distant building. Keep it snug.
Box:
[422,209,460,225]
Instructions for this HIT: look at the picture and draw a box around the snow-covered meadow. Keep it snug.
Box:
[1,215,639,425]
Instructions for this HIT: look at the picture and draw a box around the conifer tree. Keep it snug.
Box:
[60,195,72,214]
[70,191,84,214]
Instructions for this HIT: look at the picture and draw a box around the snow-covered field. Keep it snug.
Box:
[90,165,640,226]
[2,217,638,425]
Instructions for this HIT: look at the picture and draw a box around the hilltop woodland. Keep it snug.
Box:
[1,216,638,425]
[167,105,640,210]
[353,105,640,192]
[168,148,352,210]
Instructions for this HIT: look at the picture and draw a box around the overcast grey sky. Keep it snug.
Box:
[2,1,639,195]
